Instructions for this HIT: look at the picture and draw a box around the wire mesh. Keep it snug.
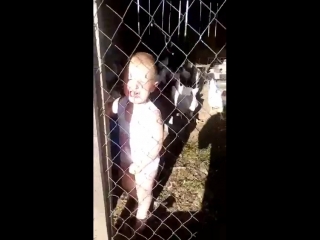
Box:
[94,0,226,239]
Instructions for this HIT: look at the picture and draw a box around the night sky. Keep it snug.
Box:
[108,0,226,64]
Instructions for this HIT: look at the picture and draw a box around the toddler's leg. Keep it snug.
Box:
[135,168,158,220]
[120,161,137,197]
[117,162,138,227]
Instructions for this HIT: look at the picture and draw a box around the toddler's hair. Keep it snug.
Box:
[130,52,157,82]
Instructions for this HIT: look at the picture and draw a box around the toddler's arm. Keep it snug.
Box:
[104,97,120,117]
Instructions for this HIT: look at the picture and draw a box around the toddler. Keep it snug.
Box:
[107,52,164,232]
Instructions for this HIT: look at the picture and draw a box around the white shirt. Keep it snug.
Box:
[113,97,161,167]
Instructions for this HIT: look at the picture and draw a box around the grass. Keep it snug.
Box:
[112,141,211,220]
[156,142,210,212]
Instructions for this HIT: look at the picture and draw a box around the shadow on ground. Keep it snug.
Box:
[196,111,226,240]
[112,111,226,240]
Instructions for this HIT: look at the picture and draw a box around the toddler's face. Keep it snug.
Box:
[124,62,157,104]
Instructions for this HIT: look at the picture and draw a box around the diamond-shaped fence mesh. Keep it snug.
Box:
[94,0,226,239]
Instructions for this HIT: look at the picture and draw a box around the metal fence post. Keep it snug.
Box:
[94,0,117,238]
[94,100,111,240]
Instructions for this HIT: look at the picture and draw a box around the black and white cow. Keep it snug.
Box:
[152,51,201,136]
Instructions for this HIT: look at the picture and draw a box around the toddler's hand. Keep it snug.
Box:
[128,163,139,175]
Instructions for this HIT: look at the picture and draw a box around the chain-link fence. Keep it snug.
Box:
[94,0,226,239]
